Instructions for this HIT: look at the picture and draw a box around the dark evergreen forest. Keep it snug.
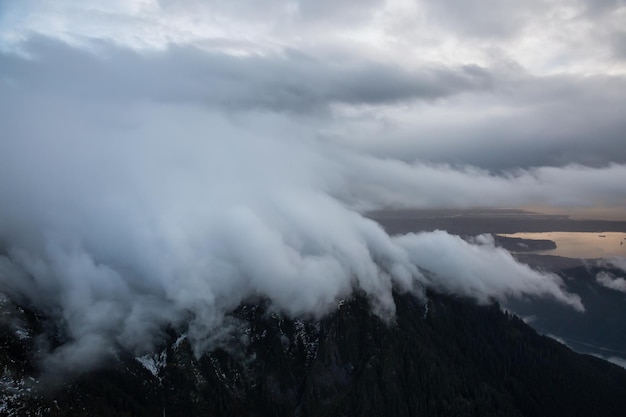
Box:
[3,290,626,416]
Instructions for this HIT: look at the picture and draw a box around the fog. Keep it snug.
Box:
[2,1,625,370]
[0,45,591,370]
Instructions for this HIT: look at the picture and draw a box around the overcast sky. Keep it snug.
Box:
[2,0,626,169]
[0,1,623,370]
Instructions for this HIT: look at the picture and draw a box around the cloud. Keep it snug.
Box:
[4,1,626,372]
[0,37,493,113]
[158,0,385,22]
[581,0,622,16]
[339,73,626,169]
[595,258,626,293]
[396,233,582,309]
[608,258,626,272]
[0,38,596,372]
[335,156,626,209]
[610,31,626,60]
[606,356,626,369]
[420,0,546,38]
[596,272,626,293]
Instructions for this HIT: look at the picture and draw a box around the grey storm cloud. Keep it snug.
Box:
[610,31,626,60]
[0,38,491,112]
[0,38,492,112]
[17,37,626,170]
[350,72,626,169]
[420,0,545,38]
[582,0,623,16]
[0,37,600,371]
[420,0,624,40]
[158,0,384,24]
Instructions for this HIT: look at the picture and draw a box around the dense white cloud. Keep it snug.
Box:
[0,1,623,371]
[596,272,626,293]
[595,258,626,293]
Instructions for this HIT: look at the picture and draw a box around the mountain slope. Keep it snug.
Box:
[2,291,626,416]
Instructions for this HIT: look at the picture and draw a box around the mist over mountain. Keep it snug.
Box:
[1,1,626,415]
[0,37,602,371]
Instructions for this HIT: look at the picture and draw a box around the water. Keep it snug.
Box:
[498,232,626,259]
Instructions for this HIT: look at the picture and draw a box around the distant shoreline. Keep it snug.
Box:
[367,208,626,236]
[367,208,626,270]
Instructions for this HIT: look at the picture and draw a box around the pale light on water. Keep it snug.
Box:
[498,232,626,259]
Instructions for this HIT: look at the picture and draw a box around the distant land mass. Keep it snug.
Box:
[367,208,626,236]
[492,236,557,252]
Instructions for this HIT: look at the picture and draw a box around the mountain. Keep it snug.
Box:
[2,291,626,416]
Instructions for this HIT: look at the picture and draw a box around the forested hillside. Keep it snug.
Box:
[2,291,626,416]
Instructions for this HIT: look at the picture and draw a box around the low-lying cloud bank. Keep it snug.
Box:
[596,272,626,293]
[0,38,615,372]
[596,259,626,293]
